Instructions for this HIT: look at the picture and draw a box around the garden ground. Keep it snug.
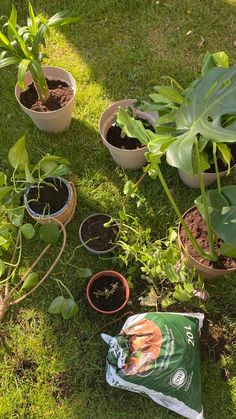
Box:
[0,0,236,418]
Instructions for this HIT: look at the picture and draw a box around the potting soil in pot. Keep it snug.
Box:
[180,207,236,269]
[106,119,154,150]
[81,214,118,251]
[102,312,204,419]
[20,79,74,112]
[90,275,125,311]
[27,178,69,214]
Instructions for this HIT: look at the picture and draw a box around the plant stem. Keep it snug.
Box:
[213,142,221,193]
[155,164,212,260]
[54,278,73,299]
[195,139,218,261]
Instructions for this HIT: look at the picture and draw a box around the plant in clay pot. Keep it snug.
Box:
[115,210,206,309]
[79,213,119,255]
[99,98,158,170]
[0,3,79,132]
[86,270,129,314]
[123,51,236,188]
[119,65,236,278]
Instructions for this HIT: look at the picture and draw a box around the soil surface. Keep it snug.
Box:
[20,79,74,112]
[206,143,236,173]
[180,207,236,269]
[89,275,126,311]
[81,214,119,251]
[27,177,68,215]
[106,118,154,150]
[201,316,229,361]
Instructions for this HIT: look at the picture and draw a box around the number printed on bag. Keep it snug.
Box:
[184,325,195,347]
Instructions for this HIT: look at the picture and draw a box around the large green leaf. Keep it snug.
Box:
[47,10,79,27]
[0,56,20,68]
[22,272,40,290]
[7,5,17,41]
[61,298,79,319]
[8,135,29,171]
[39,223,60,245]
[48,296,65,314]
[17,59,31,89]
[167,66,236,174]
[116,108,151,145]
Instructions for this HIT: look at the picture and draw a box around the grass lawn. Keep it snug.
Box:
[0,0,236,418]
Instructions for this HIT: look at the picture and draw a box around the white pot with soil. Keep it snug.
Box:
[24,176,77,225]
[15,66,76,133]
[79,213,119,255]
[178,206,236,279]
[178,145,236,188]
[99,99,158,170]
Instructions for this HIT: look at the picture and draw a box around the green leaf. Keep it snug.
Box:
[123,180,137,197]
[155,86,184,104]
[8,135,29,171]
[21,223,35,239]
[47,10,79,27]
[161,296,175,308]
[220,242,236,258]
[29,59,47,97]
[221,185,236,206]
[61,298,79,320]
[77,267,92,278]
[40,160,58,174]
[7,21,31,59]
[22,272,40,290]
[17,59,31,89]
[0,56,20,68]
[216,143,231,175]
[167,66,236,174]
[0,259,6,278]
[24,163,34,183]
[173,284,192,302]
[48,296,65,314]
[116,108,151,145]
[39,223,60,245]
[7,5,17,41]
[0,172,7,187]
[0,186,12,202]
[184,282,195,294]
[28,2,38,33]
[162,263,179,283]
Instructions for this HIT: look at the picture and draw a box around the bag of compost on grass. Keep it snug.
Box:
[101,312,204,419]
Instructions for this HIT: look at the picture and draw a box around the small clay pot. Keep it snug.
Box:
[86,270,130,314]
[24,176,76,225]
[79,213,119,255]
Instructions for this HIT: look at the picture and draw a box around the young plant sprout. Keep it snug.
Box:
[93,282,119,300]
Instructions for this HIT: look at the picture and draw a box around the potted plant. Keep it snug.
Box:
[131,51,236,188]
[86,270,129,314]
[1,135,76,226]
[99,99,158,170]
[0,3,79,132]
[79,213,119,255]
[119,65,236,278]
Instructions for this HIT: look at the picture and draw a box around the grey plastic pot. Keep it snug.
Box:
[79,213,119,255]
[15,66,76,133]
[99,99,158,170]
[24,176,77,225]
[178,206,236,279]
[178,165,235,189]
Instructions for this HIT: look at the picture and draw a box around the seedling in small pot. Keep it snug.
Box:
[93,282,119,300]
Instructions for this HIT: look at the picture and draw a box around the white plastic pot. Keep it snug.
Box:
[99,99,158,170]
[15,66,76,133]
[178,166,234,189]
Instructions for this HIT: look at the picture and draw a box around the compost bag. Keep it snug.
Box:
[102,312,204,419]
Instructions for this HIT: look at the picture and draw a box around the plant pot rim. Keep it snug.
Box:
[79,213,119,255]
[178,205,236,275]
[15,65,76,115]
[24,176,72,219]
[99,98,156,154]
[179,163,236,178]
[86,270,130,314]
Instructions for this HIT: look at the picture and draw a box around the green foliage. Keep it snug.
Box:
[21,272,40,290]
[0,3,79,98]
[115,212,204,308]
[39,223,60,245]
[21,223,35,239]
[48,296,79,320]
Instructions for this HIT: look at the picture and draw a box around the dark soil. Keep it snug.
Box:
[206,143,236,173]
[20,79,74,112]
[81,214,119,251]
[180,207,236,269]
[89,275,126,311]
[106,118,155,150]
[15,359,38,379]
[201,316,229,361]
[27,177,68,215]
[52,372,72,400]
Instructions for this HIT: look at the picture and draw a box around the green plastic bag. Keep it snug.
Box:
[102,312,204,419]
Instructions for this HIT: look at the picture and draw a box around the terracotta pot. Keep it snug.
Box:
[79,213,119,255]
[178,165,235,189]
[178,206,236,279]
[24,177,77,225]
[86,270,130,314]
[99,99,158,170]
[15,66,76,133]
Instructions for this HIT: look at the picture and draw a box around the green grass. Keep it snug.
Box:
[0,0,236,418]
